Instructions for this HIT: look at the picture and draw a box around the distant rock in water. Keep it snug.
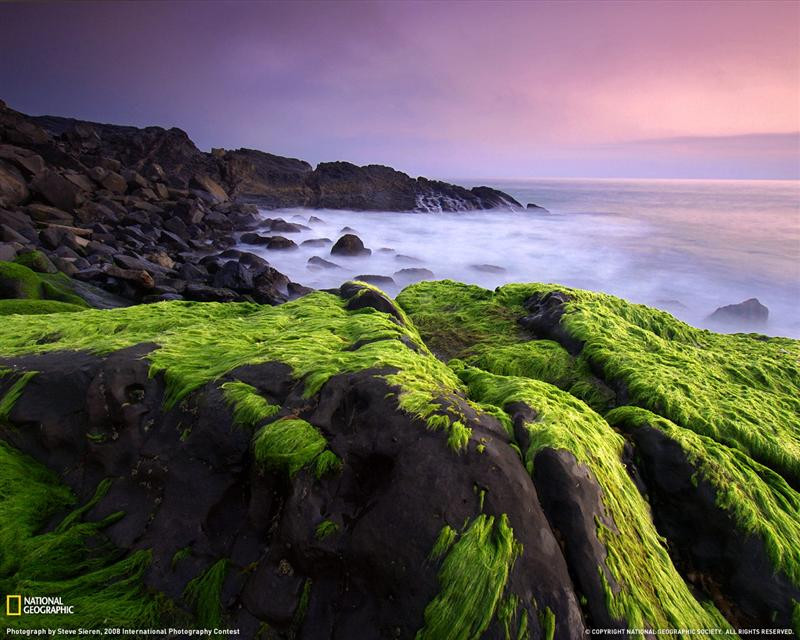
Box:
[308,256,340,270]
[470,263,507,274]
[331,233,371,257]
[394,267,435,283]
[707,298,769,327]
[527,202,549,212]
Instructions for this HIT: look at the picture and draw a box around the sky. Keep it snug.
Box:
[1,0,798,180]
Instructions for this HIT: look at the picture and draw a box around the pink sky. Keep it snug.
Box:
[1,0,798,178]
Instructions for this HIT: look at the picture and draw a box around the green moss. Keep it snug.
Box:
[397,281,612,412]
[416,514,522,640]
[183,558,228,629]
[538,606,555,640]
[0,370,37,421]
[315,520,339,540]
[14,250,57,274]
[0,260,88,307]
[500,282,800,485]
[0,440,172,630]
[292,578,313,633]
[429,525,458,561]
[0,298,86,315]
[608,406,800,587]
[455,363,732,634]
[221,380,280,429]
[171,546,192,570]
[0,290,472,452]
[313,450,343,478]
[253,417,328,477]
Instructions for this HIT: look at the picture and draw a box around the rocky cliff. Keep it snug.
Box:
[10,101,522,212]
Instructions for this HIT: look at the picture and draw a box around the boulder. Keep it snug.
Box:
[308,256,340,270]
[212,260,254,292]
[266,236,297,250]
[30,170,85,211]
[301,238,331,247]
[0,160,29,206]
[190,173,228,203]
[240,232,270,245]
[331,233,370,257]
[106,265,155,289]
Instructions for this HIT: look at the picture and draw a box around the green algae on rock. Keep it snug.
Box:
[0,260,89,308]
[417,514,522,640]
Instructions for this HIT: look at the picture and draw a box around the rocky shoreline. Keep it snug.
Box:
[0,100,533,307]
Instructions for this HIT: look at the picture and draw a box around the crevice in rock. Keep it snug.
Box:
[620,425,800,629]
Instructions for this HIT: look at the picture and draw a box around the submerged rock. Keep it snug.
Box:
[330,233,371,257]
[707,297,769,327]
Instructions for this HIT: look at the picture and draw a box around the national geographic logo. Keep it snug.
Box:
[5,595,74,616]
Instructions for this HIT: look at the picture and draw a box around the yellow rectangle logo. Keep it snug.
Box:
[6,594,22,616]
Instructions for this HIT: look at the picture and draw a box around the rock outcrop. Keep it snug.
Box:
[21,102,521,212]
[1,280,797,636]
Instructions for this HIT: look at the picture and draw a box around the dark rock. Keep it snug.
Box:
[331,234,370,257]
[308,215,324,224]
[519,290,584,355]
[0,160,29,206]
[30,170,85,211]
[26,203,75,224]
[190,173,228,203]
[354,274,395,287]
[301,238,331,247]
[184,283,239,302]
[237,252,271,275]
[240,232,270,245]
[308,256,340,270]
[106,265,155,290]
[0,144,45,176]
[0,242,18,261]
[252,267,290,305]
[288,282,314,298]
[707,298,769,327]
[14,249,58,274]
[266,236,297,250]
[212,260,254,292]
[526,202,549,212]
[269,219,308,233]
[142,292,184,303]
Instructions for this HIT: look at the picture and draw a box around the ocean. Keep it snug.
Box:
[243,178,800,338]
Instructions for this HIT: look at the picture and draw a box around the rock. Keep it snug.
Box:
[308,256,340,270]
[354,274,395,287]
[63,172,96,193]
[526,202,549,212]
[308,215,324,224]
[331,234,370,257]
[395,254,421,264]
[106,265,155,289]
[393,267,435,282]
[707,298,769,327]
[0,144,45,176]
[30,170,85,211]
[340,281,405,323]
[269,219,308,233]
[240,232,270,245]
[14,250,58,274]
[288,282,314,298]
[190,173,228,203]
[184,283,239,302]
[340,226,358,234]
[300,238,331,247]
[145,251,175,270]
[266,236,297,250]
[0,243,18,261]
[253,267,290,305]
[212,260,254,292]
[26,203,75,224]
[0,160,29,206]
[470,264,506,274]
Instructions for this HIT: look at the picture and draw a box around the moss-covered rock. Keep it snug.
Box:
[0,259,88,307]
[0,280,797,637]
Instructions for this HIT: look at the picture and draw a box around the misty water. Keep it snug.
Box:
[238,178,800,338]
